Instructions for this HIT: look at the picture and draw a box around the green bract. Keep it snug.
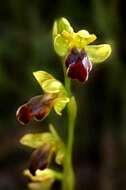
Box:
[53,17,112,63]
[33,71,69,115]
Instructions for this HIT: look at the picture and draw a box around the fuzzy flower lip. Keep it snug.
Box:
[53,17,112,64]
[65,48,92,82]
[16,94,55,125]
[29,144,53,176]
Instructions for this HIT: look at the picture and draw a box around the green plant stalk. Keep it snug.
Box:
[63,63,71,96]
[53,171,63,181]
[62,64,77,190]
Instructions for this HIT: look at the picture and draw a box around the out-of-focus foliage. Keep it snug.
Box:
[0,0,126,190]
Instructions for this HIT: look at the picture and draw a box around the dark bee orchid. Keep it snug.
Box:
[16,71,69,125]
[53,17,112,82]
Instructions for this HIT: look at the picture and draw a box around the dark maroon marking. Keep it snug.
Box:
[34,107,50,121]
[34,112,46,121]
[16,104,32,125]
[65,48,92,82]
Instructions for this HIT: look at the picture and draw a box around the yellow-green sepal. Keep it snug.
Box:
[33,71,53,83]
[85,44,112,63]
[54,34,69,57]
[52,17,73,39]
[42,78,64,93]
[33,71,65,94]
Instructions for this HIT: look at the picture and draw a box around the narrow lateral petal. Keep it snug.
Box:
[33,71,65,94]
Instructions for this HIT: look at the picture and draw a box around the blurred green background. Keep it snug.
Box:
[0,0,126,189]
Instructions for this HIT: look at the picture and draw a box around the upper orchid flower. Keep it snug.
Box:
[53,17,112,82]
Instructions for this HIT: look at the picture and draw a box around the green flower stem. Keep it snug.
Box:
[53,171,63,181]
[62,63,77,190]
[63,63,72,96]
